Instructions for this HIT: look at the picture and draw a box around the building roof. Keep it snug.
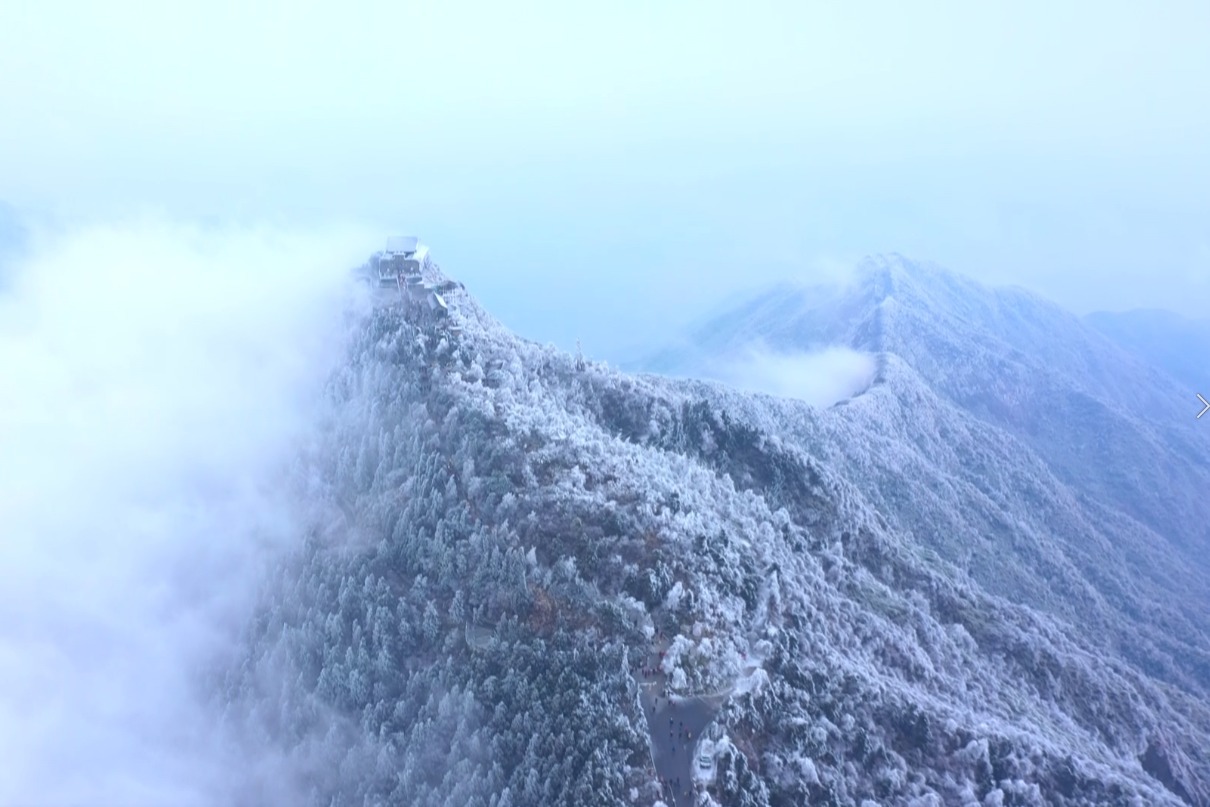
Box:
[385,235,419,255]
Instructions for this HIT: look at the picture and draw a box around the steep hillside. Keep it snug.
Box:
[220,259,1210,807]
[677,356,1210,697]
[856,258,1209,551]
[1085,308,1210,395]
[641,256,1210,677]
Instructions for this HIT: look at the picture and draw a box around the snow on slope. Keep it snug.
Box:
[640,254,1210,686]
[218,253,1210,806]
[1085,308,1210,395]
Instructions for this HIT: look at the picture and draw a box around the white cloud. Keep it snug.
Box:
[709,343,877,407]
[0,216,373,806]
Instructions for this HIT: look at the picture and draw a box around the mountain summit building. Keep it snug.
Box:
[353,236,459,334]
[375,235,431,288]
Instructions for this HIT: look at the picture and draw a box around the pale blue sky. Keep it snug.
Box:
[2,1,1208,358]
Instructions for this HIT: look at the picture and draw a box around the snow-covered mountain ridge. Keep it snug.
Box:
[222,253,1210,806]
[641,256,1210,669]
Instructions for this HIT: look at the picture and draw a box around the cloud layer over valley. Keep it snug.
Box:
[705,344,877,407]
[0,218,370,805]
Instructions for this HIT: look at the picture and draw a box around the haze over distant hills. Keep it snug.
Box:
[1084,308,1210,396]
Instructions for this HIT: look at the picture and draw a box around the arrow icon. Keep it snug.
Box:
[1198,394,1210,419]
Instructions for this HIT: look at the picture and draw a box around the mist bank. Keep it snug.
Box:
[0,217,373,805]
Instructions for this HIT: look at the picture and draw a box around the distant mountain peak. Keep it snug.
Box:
[851,252,1023,321]
[638,249,1210,580]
